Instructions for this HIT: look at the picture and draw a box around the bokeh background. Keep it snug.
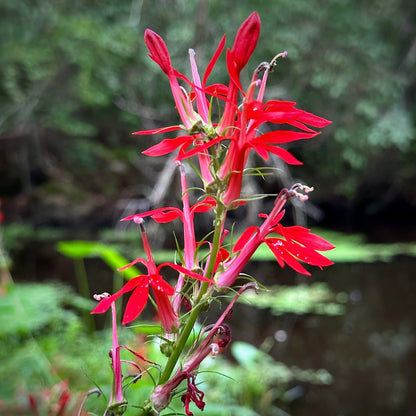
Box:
[1,0,416,415]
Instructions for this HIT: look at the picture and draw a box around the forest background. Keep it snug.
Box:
[1,0,416,415]
[1,0,415,242]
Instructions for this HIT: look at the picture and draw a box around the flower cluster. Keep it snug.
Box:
[91,11,334,416]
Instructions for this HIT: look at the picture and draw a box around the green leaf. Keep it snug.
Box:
[57,240,140,279]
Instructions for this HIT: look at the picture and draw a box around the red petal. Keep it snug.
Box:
[121,207,182,223]
[272,238,333,267]
[133,125,182,135]
[254,130,318,145]
[216,247,230,266]
[158,262,214,283]
[204,83,229,99]
[279,225,336,251]
[260,210,285,228]
[233,226,259,253]
[150,274,175,295]
[152,289,177,332]
[122,280,149,324]
[226,49,244,94]
[298,110,332,128]
[175,135,224,161]
[257,144,303,165]
[143,136,194,157]
[191,197,217,214]
[117,257,147,271]
[251,144,270,160]
[203,35,226,87]
[91,276,143,315]
[266,241,311,275]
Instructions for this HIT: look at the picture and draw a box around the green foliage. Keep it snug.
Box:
[0,283,92,338]
[239,283,347,316]
[57,240,141,279]
[1,0,415,212]
[0,282,108,406]
[199,341,332,416]
[0,280,334,415]
[2,223,65,256]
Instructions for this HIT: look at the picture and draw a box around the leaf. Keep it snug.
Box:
[57,241,140,279]
[231,341,270,367]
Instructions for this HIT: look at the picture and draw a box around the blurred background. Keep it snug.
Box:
[1,0,416,415]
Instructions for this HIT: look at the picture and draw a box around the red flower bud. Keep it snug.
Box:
[144,29,173,75]
[231,12,261,72]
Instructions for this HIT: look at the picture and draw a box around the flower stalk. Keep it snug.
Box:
[90,11,334,416]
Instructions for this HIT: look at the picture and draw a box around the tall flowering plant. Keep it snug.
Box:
[90,12,334,416]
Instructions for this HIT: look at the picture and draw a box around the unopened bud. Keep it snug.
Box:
[160,341,174,357]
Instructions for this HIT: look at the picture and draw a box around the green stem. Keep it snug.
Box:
[158,202,225,384]
[74,258,95,332]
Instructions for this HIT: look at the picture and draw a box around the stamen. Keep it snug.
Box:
[256,50,288,102]
[133,215,144,225]
[254,61,269,76]
[93,292,110,301]
[268,50,288,72]
[288,183,314,202]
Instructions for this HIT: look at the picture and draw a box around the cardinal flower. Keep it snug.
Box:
[137,28,227,184]
[92,220,212,331]
[219,64,332,207]
[134,13,263,188]
[121,189,216,270]
[216,185,335,287]
[218,11,261,133]
[151,283,254,415]
[122,165,217,313]
[144,29,196,131]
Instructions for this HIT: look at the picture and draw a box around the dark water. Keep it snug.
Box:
[10,239,416,415]
[232,258,416,416]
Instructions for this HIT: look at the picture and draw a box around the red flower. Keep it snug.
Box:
[216,186,335,287]
[137,13,331,209]
[220,94,331,207]
[181,374,205,416]
[120,197,216,224]
[219,12,261,132]
[144,29,196,130]
[92,268,176,328]
[135,13,262,188]
[92,223,212,330]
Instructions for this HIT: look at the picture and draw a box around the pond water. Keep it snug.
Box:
[232,257,416,416]
[8,235,416,415]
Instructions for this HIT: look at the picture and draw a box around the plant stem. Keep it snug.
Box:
[74,258,95,332]
[158,202,225,384]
